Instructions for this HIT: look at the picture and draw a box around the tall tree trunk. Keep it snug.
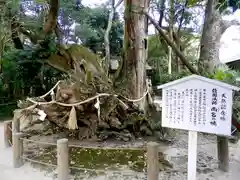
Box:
[124,0,150,110]
[104,0,123,75]
[6,0,24,49]
[0,0,6,73]
[198,0,221,72]
[176,0,188,72]
[168,0,174,74]
[104,0,115,74]
[11,17,24,49]
[0,33,5,73]
[44,0,60,34]
[198,0,239,73]
[55,23,64,44]
[198,0,240,171]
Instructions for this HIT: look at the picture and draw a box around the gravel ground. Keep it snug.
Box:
[1,122,240,180]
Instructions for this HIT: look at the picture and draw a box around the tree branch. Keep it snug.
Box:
[144,11,199,74]
[157,0,166,27]
[198,0,240,72]
[220,19,240,34]
[104,0,115,74]
[43,0,60,34]
[11,17,23,49]
[177,0,188,35]
[115,0,123,8]
[18,26,38,44]
[103,0,123,74]
[175,0,188,71]
[55,22,64,44]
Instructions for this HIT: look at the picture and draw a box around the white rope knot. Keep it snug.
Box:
[50,90,55,100]
[94,97,100,118]
[50,90,54,96]
[38,109,47,121]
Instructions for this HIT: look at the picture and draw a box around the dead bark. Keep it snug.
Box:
[18,79,153,141]
[145,11,199,74]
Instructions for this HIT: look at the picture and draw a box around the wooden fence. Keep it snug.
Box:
[3,112,230,179]
[3,119,160,180]
[4,120,12,147]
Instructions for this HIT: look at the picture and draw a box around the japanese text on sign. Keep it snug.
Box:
[164,88,208,126]
[162,85,232,135]
[160,75,236,136]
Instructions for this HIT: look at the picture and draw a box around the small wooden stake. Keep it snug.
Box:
[187,131,198,180]
[4,120,12,148]
[57,138,69,180]
[13,132,23,168]
[12,109,21,133]
[217,136,229,172]
[147,142,159,180]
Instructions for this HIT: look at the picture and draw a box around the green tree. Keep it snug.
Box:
[74,6,124,56]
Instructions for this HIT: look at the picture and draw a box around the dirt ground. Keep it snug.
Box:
[1,122,240,180]
[0,122,52,180]
[158,131,240,180]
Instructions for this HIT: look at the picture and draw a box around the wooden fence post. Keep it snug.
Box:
[217,136,229,172]
[57,138,69,180]
[12,109,21,133]
[147,142,159,180]
[13,132,23,168]
[4,120,12,148]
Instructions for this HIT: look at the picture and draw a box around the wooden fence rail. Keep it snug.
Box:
[11,135,159,180]
[5,119,160,180]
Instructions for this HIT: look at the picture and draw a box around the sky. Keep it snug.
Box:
[82,0,106,7]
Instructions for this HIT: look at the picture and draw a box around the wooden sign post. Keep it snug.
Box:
[157,75,240,180]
